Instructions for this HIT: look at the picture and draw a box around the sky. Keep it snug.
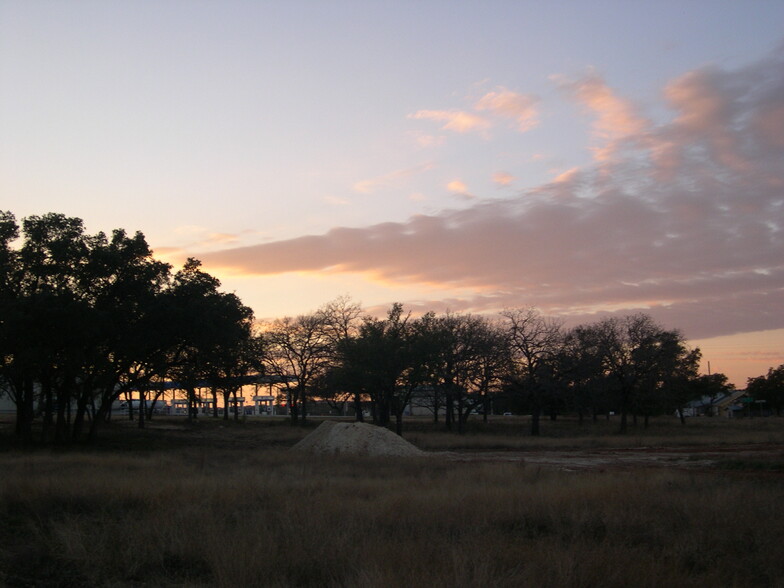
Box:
[1,1,783,387]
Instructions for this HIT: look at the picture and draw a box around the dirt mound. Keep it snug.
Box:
[293,421,425,457]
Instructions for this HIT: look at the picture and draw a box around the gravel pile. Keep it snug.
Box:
[292,421,425,457]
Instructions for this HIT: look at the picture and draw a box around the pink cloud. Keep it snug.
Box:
[199,51,784,341]
[353,162,434,194]
[407,109,491,133]
[475,88,539,132]
[447,179,468,194]
[551,167,580,184]
[555,71,650,161]
[409,131,445,148]
[410,87,538,137]
[492,171,515,186]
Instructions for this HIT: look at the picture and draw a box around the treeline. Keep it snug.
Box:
[1,212,766,444]
[265,299,736,436]
[0,212,258,443]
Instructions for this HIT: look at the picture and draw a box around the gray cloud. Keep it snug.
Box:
[200,51,784,340]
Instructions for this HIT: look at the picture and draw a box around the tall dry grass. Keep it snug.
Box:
[1,427,783,587]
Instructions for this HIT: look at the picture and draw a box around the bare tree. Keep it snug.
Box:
[500,307,564,436]
[317,295,363,346]
[262,312,333,425]
[316,296,365,418]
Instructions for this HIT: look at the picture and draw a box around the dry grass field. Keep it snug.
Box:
[1,416,783,587]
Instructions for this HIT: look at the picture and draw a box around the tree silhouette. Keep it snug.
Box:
[0,212,256,443]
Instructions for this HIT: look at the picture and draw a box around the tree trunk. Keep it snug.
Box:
[288,388,299,425]
[458,406,471,435]
[376,396,389,427]
[138,390,146,429]
[55,386,70,444]
[457,397,466,435]
[530,405,541,436]
[300,387,307,424]
[72,392,89,442]
[444,393,453,432]
[15,376,35,441]
[147,391,163,420]
[41,376,54,443]
[87,401,111,443]
[186,387,196,423]
[354,391,363,422]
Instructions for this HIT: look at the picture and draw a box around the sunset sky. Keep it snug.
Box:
[2,1,783,387]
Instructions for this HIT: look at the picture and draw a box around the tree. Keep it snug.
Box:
[335,303,427,435]
[210,331,263,421]
[500,307,565,436]
[313,296,364,419]
[636,330,701,426]
[559,327,608,423]
[163,259,255,422]
[747,365,784,416]
[417,312,506,433]
[580,313,694,433]
[0,211,18,296]
[262,312,332,425]
[669,370,731,421]
[317,295,363,348]
[83,228,173,437]
[1,211,256,443]
[1,213,92,440]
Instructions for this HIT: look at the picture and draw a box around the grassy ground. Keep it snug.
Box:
[404,414,784,450]
[1,416,783,587]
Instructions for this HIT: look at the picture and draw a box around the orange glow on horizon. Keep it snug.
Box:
[690,329,784,388]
